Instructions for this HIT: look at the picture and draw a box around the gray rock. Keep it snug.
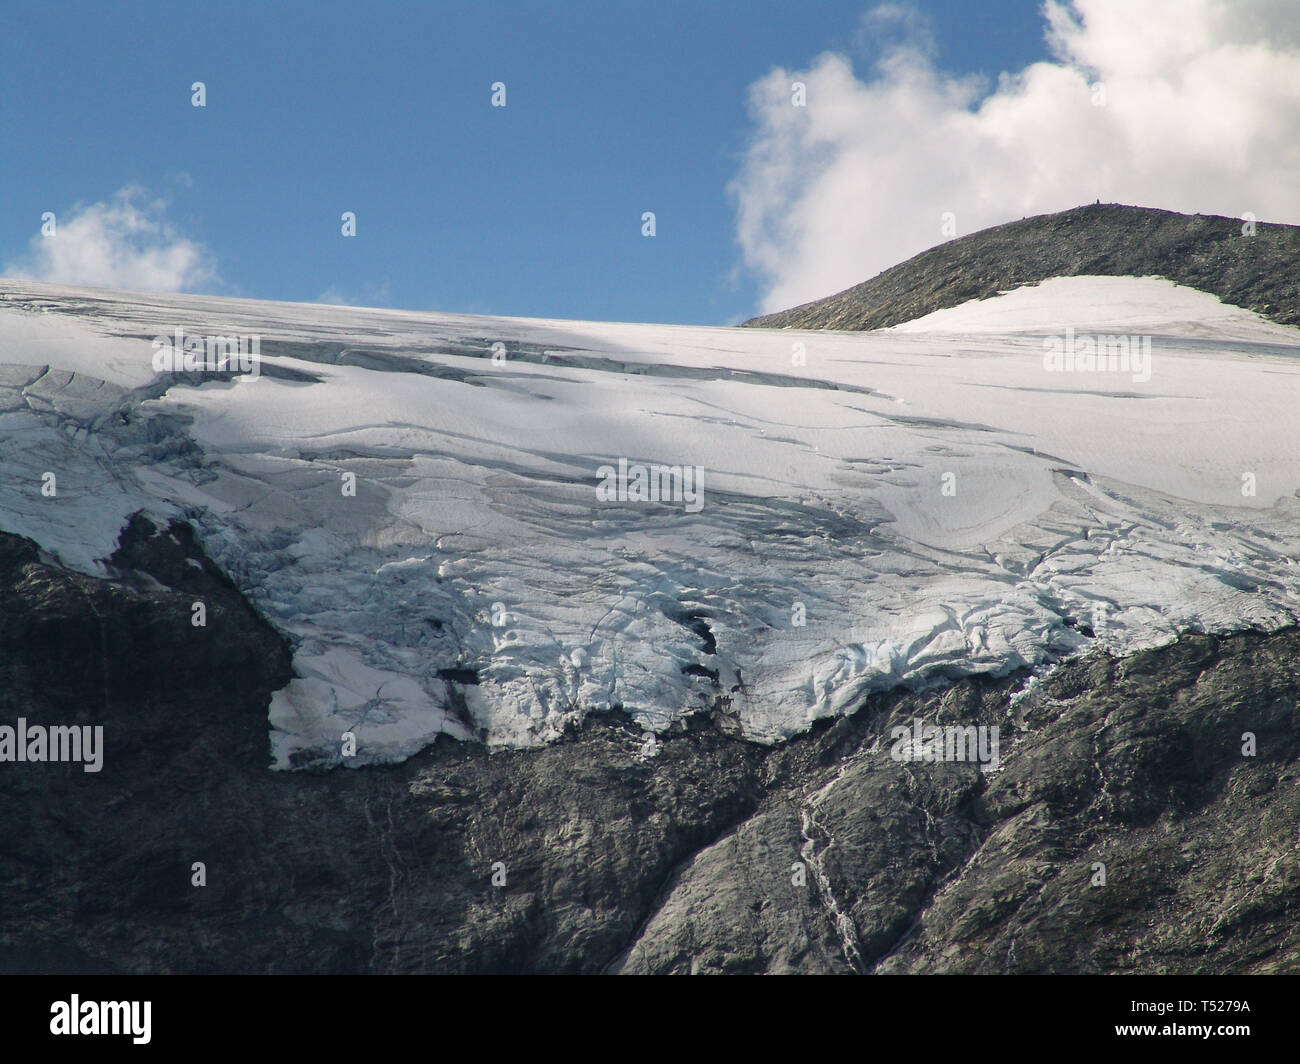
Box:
[1,519,1297,973]
[743,203,1300,332]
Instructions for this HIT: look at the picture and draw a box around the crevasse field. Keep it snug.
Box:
[2,275,1299,768]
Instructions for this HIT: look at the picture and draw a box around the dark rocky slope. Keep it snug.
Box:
[743,204,1300,332]
[2,517,1297,974]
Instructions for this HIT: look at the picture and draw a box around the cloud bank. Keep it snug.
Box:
[732,0,1300,315]
[4,186,218,293]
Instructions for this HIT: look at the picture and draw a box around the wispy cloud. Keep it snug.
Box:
[315,281,393,308]
[732,0,1300,315]
[3,185,218,293]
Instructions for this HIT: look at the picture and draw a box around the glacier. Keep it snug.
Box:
[1,274,1299,769]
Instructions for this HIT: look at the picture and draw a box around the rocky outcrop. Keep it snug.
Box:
[2,518,1297,974]
[743,204,1300,331]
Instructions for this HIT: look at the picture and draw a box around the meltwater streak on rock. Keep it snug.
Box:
[2,268,1300,769]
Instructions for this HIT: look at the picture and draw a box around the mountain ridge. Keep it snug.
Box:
[742,203,1300,332]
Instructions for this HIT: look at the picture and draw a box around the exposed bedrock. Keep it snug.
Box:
[1,520,1296,974]
[744,203,1300,331]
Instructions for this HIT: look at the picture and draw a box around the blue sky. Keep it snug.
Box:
[0,0,1050,324]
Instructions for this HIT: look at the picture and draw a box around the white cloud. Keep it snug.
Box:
[731,0,1300,315]
[315,281,392,308]
[3,185,218,293]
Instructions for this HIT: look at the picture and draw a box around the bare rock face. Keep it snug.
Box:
[609,805,852,974]
[2,518,1297,974]
[743,204,1300,332]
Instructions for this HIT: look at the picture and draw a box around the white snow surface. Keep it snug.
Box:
[2,275,1299,768]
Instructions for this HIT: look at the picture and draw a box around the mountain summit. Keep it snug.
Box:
[743,204,1300,332]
